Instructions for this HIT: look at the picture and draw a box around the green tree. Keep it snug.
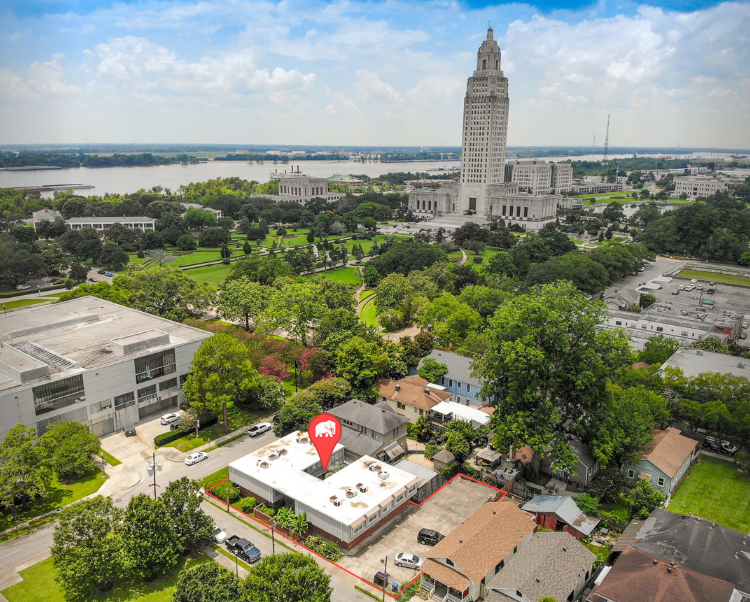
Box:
[275,393,323,436]
[199,227,230,247]
[243,240,252,255]
[218,279,268,331]
[57,281,133,305]
[173,563,244,602]
[0,425,51,520]
[691,338,731,354]
[474,281,632,471]
[244,553,332,602]
[418,358,449,384]
[575,493,600,516]
[38,421,100,482]
[177,234,198,251]
[602,202,626,223]
[120,494,180,581]
[52,496,124,601]
[639,334,680,365]
[69,262,89,282]
[161,477,214,552]
[258,279,326,345]
[184,208,217,231]
[627,478,665,519]
[184,334,259,432]
[411,414,432,442]
[114,266,215,322]
[525,252,609,295]
[418,294,482,347]
[445,431,470,462]
[98,241,129,271]
[336,336,390,394]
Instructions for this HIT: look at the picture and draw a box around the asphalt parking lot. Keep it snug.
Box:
[337,477,502,591]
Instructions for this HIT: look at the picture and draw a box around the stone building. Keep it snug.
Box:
[407,26,566,232]
[277,174,344,205]
[673,176,728,199]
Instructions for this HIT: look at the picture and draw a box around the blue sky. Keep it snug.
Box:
[1,0,748,147]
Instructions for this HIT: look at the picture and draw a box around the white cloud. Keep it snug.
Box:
[355,70,403,102]
[0,57,80,101]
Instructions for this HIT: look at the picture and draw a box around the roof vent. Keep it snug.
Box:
[358,483,368,493]
[346,488,357,498]
[379,471,389,480]
[653,559,658,565]
[260,461,270,469]
[395,384,401,391]
[424,388,430,395]
[563,546,567,552]
[330,495,342,507]
[369,464,382,473]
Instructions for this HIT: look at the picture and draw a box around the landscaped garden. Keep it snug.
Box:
[668,455,750,534]
[675,269,750,288]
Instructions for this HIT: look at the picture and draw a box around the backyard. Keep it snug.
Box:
[1,553,210,602]
[667,455,750,534]
[675,269,750,288]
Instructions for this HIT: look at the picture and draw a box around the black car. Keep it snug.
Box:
[703,437,721,452]
[417,528,444,546]
[97,269,107,275]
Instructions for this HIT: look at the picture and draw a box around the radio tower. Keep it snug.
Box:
[602,114,610,179]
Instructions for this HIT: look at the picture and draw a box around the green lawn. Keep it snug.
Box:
[2,553,210,602]
[360,290,375,301]
[0,471,106,532]
[201,466,229,490]
[668,455,750,533]
[303,266,362,286]
[676,269,750,288]
[1,299,47,310]
[361,298,379,327]
[183,263,234,286]
[99,448,122,467]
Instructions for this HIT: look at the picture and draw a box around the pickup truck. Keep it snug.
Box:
[226,535,262,563]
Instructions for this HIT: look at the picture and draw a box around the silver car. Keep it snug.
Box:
[394,553,424,569]
[248,423,273,437]
[213,526,227,544]
[185,451,208,466]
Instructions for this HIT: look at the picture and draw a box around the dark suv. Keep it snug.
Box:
[703,437,721,452]
[417,528,444,546]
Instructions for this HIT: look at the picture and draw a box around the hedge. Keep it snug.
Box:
[153,414,218,446]
[0,284,65,298]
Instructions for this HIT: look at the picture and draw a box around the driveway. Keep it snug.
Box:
[337,477,502,591]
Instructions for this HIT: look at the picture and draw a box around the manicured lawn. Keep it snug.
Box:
[668,455,750,533]
[305,266,362,286]
[201,466,229,490]
[0,471,106,532]
[360,290,375,301]
[2,299,47,310]
[99,448,122,467]
[183,263,234,286]
[1,553,211,602]
[361,298,379,327]
[584,542,611,564]
[42,292,67,299]
[676,269,750,288]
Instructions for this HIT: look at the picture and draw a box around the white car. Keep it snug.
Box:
[395,553,424,569]
[160,413,180,425]
[15,284,31,291]
[213,526,227,544]
[248,423,273,437]
[185,451,209,466]
[685,285,695,292]
[690,279,698,284]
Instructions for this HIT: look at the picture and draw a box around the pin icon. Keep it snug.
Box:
[308,413,342,471]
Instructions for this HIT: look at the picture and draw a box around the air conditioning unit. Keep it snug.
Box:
[330,495,342,506]
[379,471,389,480]
[260,461,270,469]
[268,453,278,461]
[279,448,288,456]
[369,464,382,472]
[346,489,357,498]
[357,482,368,493]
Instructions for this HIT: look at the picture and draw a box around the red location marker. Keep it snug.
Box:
[308,413,342,471]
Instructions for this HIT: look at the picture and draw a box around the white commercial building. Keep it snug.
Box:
[66,216,156,231]
[277,174,345,205]
[408,26,566,231]
[505,160,574,194]
[673,176,728,199]
[229,433,420,550]
[661,348,750,379]
[0,297,211,439]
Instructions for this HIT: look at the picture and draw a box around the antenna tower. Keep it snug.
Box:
[602,114,610,178]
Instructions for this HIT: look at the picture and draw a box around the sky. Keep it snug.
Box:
[0,0,749,148]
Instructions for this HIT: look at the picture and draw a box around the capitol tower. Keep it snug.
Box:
[459,24,510,214]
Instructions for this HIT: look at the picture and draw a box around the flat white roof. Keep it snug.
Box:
[229,433,419,526]
[430,400,491,426]
[662,348,750,379]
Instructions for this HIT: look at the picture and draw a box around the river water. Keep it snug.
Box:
[0,151,734,197]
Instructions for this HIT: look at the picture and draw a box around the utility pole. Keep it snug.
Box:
[381,556,388,602]
[149,451,160,500]
[234,551,239,577]
[293,360,298,393]
[602,114,610,180]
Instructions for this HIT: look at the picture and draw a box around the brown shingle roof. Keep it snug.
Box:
[642,427,697,478]
[422,500,537,590]
[587,547,735,602]
[376,376,452,411]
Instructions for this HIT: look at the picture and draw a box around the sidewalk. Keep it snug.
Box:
[193,425,250,453]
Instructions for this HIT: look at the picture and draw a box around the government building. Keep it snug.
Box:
[408,26,571,231]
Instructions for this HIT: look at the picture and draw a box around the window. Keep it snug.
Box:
[396,402,405,410]
[396,493,403,502]
[353,523,364,534]
[457,381,462,389]
[134,349,176,384]
[441,377,445,385]
[628,469,635,478]
[419,409,424,416]
[90,399,112,414]
[179,374,189,387]
[160,378,178,392]
[449,379,453,387]
[656,327,664,332]
[114,392,135,409]
[657,477,665,487]
[32,375,85,416]
[138,385,157,404]
[466,384,471,393]
[456,397,461,403]
[368,514,378,524]
[615,321,622,326]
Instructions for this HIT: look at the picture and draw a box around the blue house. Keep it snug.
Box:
[623,427,697,496]
[413,350,483,406]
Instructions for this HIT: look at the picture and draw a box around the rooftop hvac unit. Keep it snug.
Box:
[346,489,357,498]
[260,461,270,469]
[330,495,342,506]
[296,436,309,444]
[268,453,278,461]
[379,471,389,480]
[279,448,288,456]
[395,384,401,391]
[369,464,382,472]
[358,483,368,493]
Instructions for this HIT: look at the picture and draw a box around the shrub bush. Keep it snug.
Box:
[424,444,441,460]
[257,505,275,517]
[235,497,257,513]
[211,482,240,503]
[304,536,343,562]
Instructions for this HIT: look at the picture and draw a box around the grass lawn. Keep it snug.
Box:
[584,542,611,564]
[99,448,122,467]
[360,290,375,301]
[676,269,750,288]
[183,263,234,286]
[668,455,750,533]
[201,466,229,490]
[0,471,106,532]
[361,298,379,327]
[2,299,47,310]
[2,553,211,602]
[304,266,362,287]
[42,293,67,299]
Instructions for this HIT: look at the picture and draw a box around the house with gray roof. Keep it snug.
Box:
[522,495,600,541]
[414,349,483,406]
[328,400,408,463]
[540,437,601,487]
[487,532,595,602]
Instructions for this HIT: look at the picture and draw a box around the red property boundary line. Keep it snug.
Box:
[206,473,508,599]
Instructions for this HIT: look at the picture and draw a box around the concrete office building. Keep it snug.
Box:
[229,433,420,550]
[0,297,211,440]
[277,174,345,205]
[66,216,156,231]
[407,26,565,231]
[505,160,573,194]
[674,176,727,199]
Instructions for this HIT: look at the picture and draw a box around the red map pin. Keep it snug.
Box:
[308,413,342,471]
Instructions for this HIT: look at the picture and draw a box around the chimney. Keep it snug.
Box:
[424,388,430,395]
[653,559,658,565]
[395,384,401,391]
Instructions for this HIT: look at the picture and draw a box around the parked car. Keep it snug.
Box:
[247,422,273,437]
[678,285,685,290]
[49,278,64,285]
[213,526,227,544]
[671,289,680,295]
[703,437,721,452]
[707,288,715,294]
[721,441,738,456]
[185,451,208,466]
[160,413,180,425]
[417,528,444,546]
[395,553,424,569]
[88,278,97,283]
[226,535,262,563]
[685,285,695,292]
[690,279,698,284]
[97,269,107,275]
[696,285,703,290]
[740,333,748,340]
[15,284,31,290]
[104,272,115,277]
